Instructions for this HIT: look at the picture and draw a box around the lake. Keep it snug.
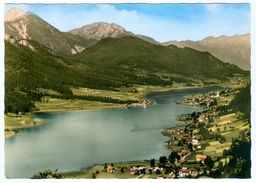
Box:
[5,86,225,178]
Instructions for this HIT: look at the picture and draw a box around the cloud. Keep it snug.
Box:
[205,4,222,14]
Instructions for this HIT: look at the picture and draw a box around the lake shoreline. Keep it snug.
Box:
[3,85,226,138]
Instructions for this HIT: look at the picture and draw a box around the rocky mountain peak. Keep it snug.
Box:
[4,8,25,22]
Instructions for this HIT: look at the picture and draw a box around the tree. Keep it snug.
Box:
[159,156,167,164]
[204,156,214,170]
[92,173,96,178]
[121,167,124,173]
[228,138,250,162]
[209,169,222,178]
[150,159,155,167]
[184,127,188,134]
[169,150,179,163]
[217,127,220,133]
[172,164,181,179]
[188,142,193,152]
[177,140,183,146]
[31,169,62,179]
[104,163,108,169]
[226,137,251,178]
[156,169,161,174]
[182,138,187,145]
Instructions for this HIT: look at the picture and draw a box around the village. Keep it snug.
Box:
[158,87,250,178]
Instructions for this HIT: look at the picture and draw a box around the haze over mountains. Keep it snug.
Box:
[164,34,250,70]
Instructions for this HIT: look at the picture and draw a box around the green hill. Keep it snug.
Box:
[67,36,249,83]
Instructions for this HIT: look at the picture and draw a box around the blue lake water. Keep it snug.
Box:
[5,86,225,178]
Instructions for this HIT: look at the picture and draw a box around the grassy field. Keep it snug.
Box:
[4,113,45,138]
[4,113,44,129]
[71,85,177,100]
[35,98,119,113]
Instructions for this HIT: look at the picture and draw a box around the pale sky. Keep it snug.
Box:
[4,2,251,42]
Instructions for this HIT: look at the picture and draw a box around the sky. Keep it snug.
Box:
[3,2,251,42]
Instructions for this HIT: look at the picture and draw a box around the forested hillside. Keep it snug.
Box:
[229,84,251,120]
[4,36,250,114]
[67,36,249,83]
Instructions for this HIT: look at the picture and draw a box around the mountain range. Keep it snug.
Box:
[4,8,250,113]
[164,34,250,70]
[4,8,250,71]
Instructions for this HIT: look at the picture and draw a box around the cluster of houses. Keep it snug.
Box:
[178,167,199,178]
[130,166,152,175]
[155,165,199,179]
[164,127,202,151]
[121,100,155,108]
[182,91,219,108]
[129,165,199,178]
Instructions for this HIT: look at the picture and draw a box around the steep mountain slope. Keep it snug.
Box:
[164,34,250,70]
[4,8,97,56]
[69,22,159,44]
[67,36,249,84]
